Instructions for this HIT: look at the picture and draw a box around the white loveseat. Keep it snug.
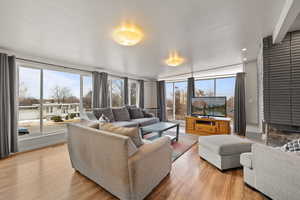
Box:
[67,123,172,200]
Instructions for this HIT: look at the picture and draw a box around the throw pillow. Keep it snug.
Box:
[100,123,144,148]
[281,139,300,152]
[129,108,144,119]
[93,108,115,122]
[112,107,131,121]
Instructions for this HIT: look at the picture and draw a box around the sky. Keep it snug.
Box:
[19,67,92,99]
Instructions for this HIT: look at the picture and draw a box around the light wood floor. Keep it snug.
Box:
[0,144,267,200]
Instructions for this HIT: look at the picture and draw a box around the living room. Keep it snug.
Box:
[1,0,300,200]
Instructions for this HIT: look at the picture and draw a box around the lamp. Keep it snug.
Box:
[113,22,144,46]
[165,51,185,66]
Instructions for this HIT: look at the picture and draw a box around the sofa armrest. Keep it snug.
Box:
[252,143,300,200]
[128,136,172,199]
[129,136,171,160]
[142,110,155,118]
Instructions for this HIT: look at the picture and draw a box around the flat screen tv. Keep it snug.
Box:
[191,97,227,117]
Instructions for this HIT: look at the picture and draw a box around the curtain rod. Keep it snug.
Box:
[159,62,243,79]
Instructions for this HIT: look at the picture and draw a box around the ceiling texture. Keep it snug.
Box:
[0,0,286,79]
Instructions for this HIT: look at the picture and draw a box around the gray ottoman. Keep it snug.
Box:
[199,135,252,170]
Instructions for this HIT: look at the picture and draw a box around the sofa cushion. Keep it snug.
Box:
[132,117,159,127]
[111,121,139,128]
[129,108,144,119]
[240,152,253,169]
[199,135,252,156]
[100,123,144,148]
[93,108,115,122]
[112,107,131,121]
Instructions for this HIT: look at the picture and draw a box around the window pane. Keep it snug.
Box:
[174,81,187,120]
[43,70,81,134]
[83,76,92,112]
[165,83,174,121]
[18,67,41,138]
[111,79,124,107]
[130,82,137,106]
[195,79,215,96]
[216,77,236,119]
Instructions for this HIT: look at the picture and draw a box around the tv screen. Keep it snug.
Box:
[191,97,227,117]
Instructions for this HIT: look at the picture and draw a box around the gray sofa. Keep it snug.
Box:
[84,106,159,128]
[67,122,172,200]
[241,143,300,200]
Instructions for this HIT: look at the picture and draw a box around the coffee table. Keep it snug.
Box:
[140,122,180,142]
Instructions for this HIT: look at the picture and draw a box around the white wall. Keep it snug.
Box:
[244,60,260,132]
[144,81,157,108]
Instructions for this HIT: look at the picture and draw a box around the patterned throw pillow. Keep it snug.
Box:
[93,108,115,122]
[281,139,300,152]
[100,123,144,148]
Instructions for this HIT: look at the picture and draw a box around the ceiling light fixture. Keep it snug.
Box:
[242,48,247,52]
[165,51,185,67]
[112,22,144,46]
[243,58,247,62]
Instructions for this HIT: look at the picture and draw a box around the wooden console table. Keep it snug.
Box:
[185,116,231,136]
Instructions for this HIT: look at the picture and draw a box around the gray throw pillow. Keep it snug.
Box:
[129,108,144,119]
[112,107,131,121]
[93,108,115,122]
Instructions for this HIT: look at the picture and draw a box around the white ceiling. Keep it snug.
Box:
[0,0,286,79]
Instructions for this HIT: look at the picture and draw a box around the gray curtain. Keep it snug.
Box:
[187,77,195,115]
[234,72,246,136]
[124,77,128,105]
[92,72,108,108]
[0,53,18,158]
[157,81,166,121]
[139,80,144,109]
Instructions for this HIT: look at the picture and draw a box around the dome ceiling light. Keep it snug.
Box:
[165,51,185,66]
[112,22,144,46]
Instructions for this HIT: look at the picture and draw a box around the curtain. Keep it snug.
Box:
[124,77,128,105]
[139,80,144,109]
[157,81,166,121]
[187,77,195,115]
[92,72,108,108]
[0,53,18,158]
[234,72,246,136]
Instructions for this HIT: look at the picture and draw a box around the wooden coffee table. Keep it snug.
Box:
[140,122,180,142]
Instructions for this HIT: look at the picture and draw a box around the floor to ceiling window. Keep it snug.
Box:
[165,81,187,121]
[108,77,124,107]
[166,82,174,120]
[215,77,236,119]
[82,76,93,112]
[18,65,92,139]
[128,80,139,106]
[195,77,236,119]
[18,67,42,137]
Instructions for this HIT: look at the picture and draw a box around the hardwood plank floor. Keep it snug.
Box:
[0,144,267,200]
